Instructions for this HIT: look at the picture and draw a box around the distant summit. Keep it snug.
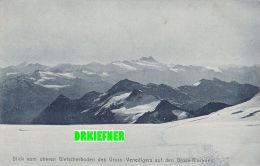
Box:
[17,61,28,67]
[138,56,158,63]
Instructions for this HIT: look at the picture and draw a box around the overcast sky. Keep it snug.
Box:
[0,0,260,67]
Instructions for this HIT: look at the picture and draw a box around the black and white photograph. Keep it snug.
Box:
[0,0,260,165]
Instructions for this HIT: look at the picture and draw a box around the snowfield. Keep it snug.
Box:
[33,71,76,90]
[111,62,137,71]
[112,101,160,123]
[0,94,260,166]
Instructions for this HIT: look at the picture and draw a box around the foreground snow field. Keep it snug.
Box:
[0,94,260,166]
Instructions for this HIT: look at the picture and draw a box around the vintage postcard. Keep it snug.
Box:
[0,0,260,165]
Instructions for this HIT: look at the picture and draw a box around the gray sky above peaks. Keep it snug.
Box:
[0,0,260,67]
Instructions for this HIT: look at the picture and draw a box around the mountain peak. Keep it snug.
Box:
[16,62,28,67]
[107,79,143,94]
[47,94,71,109]
[193,102,230,117]
[116,79,140,85]
[155,100,180,110]
[139,56,158,63]
[80,91,101,101]
[198,78,226,85]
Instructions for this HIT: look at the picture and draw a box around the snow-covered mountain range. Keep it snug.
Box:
[0,57,259,124]
[32,79,258,124]
[1,56,260,88]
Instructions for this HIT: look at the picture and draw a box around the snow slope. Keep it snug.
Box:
[111,62,137,71]
[34,71,75,90]
[112,101,160,123]
[0,94,259,166]
[195,92,260,122]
